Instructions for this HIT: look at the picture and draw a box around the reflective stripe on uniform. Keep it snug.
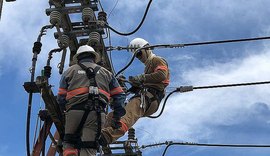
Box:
[58,88,67,95]
[110,87,124,96]
[63,148,78,156]
[120,121,128,133]
[154,65,168,72]
[98,89,111,100]
[66,87,88,100]
[162,79,170,85]
[66,87,110,101]
[154,65,170,85]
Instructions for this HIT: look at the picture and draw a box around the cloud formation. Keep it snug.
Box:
[136,45,270,144]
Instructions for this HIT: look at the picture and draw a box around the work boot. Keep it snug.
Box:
[98,133,108,147]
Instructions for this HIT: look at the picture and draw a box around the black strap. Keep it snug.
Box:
[80,141,99,149]
[67,63,102,149]
[147,88,164,103]
[64,133,81,145]
[64,134,98,149]
[77,63,101,82]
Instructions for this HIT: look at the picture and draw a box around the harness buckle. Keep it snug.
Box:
[89,86,99,95]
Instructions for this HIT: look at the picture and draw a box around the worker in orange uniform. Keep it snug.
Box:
[99,38,170,146]
[57,45,126,156]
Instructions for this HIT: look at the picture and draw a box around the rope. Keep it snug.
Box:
[105,0,153,36]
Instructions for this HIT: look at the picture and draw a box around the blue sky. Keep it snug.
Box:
[1,0,270,155]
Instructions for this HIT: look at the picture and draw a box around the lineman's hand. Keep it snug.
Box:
[128,86,141,94]
[128,75,145,87]
[111,118,122,129]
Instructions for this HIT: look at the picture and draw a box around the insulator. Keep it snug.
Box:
[88,32,100,46]
[128,128,135,140]
[82,7,95,22]
[33,42,42,54]
[58,34,69,48]
[50,11,61,26]
[98,11,107,22]
[44,66,52,78]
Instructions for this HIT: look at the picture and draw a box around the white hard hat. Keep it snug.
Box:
[129,38,149,52]
[73,45,100,62]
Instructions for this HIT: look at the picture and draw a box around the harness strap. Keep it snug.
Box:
[147,88,164,103]
[67,63,102,150]
[95,108,101,144]
[79,141,99,149]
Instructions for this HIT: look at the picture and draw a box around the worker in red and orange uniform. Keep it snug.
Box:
[100,38,170,146]
[57,45,126,156]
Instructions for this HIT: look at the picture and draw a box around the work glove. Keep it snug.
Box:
[129,74,145,87]
[111,117,122,129]
[128,86,141,94]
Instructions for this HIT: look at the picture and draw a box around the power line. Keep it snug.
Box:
[105,0,153,36]
[108,28,116,75]
[113,35,270,77]
[148,80,270,118]
[108,0,119,18]
[161,142,270,156]
[98,0,104,12]
[187,81,270,91]
[108,36,270,51]
[141,141,270,156]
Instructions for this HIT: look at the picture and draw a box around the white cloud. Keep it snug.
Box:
[136,45,270,143]
[0,0,62,80]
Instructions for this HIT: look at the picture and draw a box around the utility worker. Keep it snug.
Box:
[57,45,126,156]
[99,38,170,146]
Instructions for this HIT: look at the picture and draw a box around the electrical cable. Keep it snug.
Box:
[113,35,270,79]
[108,28,116,75]
[148,90,178,118]
[115,48,141,77]
[148,80,270,118]
[161,142,270,156]
[140,142,168,149]
[108,0,119,18]
[32,94,43,148]
[98,0,104,12]
[105,0,153,36]
[26,25,53,156]
[108,36,270,51]
[192,81,270,90]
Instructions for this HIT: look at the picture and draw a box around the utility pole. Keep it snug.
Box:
[0,0,16,21]
[24,0,142,155]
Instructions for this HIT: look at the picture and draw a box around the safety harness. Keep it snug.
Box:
[64,63,102,150]
[139,57,168,115]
